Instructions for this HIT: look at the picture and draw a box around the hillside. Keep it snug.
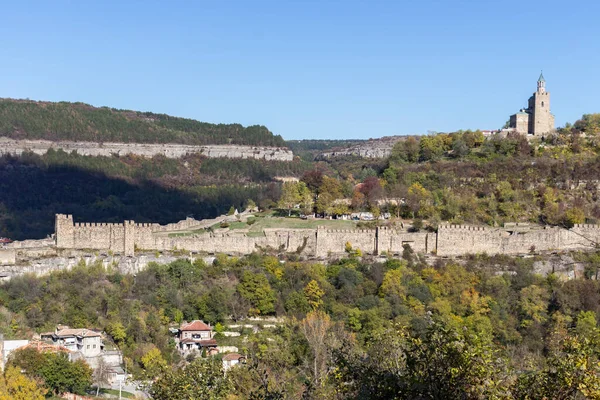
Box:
[0,98,286,146]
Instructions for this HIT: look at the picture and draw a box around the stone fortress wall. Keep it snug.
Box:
[0,137,294,161]
[51,215,600,258]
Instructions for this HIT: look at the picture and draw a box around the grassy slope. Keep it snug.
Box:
[168,215,361,237]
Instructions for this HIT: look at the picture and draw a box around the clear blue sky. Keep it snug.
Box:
[1,1,599,140]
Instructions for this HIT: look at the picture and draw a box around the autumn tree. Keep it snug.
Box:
[301,310,333,387]
[0,366,46,400]
[140,347,167,379]
[93,357,112,396]
[304,280,325,310]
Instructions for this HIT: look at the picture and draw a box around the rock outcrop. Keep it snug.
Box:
[0,137,294,161]
[319,136,413,159]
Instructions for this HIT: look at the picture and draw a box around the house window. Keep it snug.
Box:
[541,101,544,107]
[87,345,90,349]
[93,345,96,348]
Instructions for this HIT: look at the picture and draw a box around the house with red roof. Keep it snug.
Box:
[176,320,218,356]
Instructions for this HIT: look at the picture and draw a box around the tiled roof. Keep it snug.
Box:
[223,352,244,361]
[21,341,73,354]
[56,328,101,338]
[180,320,212,331]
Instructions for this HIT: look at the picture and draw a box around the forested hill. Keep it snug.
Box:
[0,98,286,146]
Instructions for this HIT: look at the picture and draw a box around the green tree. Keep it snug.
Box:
[565,207,585,227]
[390,136,420,164]
[237,271,276,315]
[105,321,127,346]
[151,358,232,400]
[39,353,92,395]
[515,334,600,399]
[278,182,302,216]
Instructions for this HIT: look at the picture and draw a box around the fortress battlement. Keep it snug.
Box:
[438,224,486,231]
[325,229,374,234]
[53,215,600,258]
[573,224,600,229]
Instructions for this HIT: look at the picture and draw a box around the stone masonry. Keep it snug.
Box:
[508,72,555,137]
[52,215,600,258]
[0,138,294,161]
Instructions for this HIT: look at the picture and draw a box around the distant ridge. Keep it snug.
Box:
[0,98,285,147]
[318,135,417,159]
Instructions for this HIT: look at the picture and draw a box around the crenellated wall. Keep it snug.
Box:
[436,223,600,256]
[53,215,600,258]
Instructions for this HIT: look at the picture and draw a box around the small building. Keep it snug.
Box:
[41,325,104,358]
[0,336,29,370]
[107,365,128,385]
[222,352,246,371]
[176,320,218,356]
[2,340,74,369]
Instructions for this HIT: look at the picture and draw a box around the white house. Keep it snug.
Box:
[222,352,245,371]
[41,325,104,358]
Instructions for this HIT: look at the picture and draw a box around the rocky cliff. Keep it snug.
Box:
[0,137,294,161]
[319,135,413,158]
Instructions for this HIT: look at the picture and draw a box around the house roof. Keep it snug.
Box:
[223,352,244,361]
[20,341,73,354]
[55,328,102,338]
[180,320,212,331]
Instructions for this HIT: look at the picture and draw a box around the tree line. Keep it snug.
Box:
[0,99,286,146]
[3,251,600,398]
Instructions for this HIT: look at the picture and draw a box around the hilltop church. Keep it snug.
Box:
[508,73,555,137]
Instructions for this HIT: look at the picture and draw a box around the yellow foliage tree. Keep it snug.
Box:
[303,279,325,310]
[0,366,46,400]
[141,347,167,378]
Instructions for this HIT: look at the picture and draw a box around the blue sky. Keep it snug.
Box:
[1,1,599,140]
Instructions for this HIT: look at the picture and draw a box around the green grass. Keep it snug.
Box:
[249,217,357,230]
[166,215,361,237]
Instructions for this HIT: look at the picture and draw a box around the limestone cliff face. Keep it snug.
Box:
[319,136,412,159]
[0,137,294,161]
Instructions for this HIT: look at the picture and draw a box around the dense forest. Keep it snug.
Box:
[0,99,286,146]
[3,252,600,398]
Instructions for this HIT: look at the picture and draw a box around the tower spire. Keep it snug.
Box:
[537,71,546,93]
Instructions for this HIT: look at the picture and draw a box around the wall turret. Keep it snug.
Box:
[55,214,74,248]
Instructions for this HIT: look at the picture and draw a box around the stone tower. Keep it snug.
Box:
[509,72,555,137]
[55,214,74,248]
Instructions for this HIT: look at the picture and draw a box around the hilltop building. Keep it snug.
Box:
[508,72,555,137]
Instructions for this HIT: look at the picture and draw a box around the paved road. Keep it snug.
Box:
[108,380,150,399]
